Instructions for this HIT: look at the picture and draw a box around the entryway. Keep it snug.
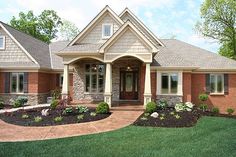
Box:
[120,68,139,100]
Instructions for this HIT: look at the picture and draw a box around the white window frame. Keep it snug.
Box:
[84,64,105,94]
[10,72,24,94]
[59,74,63,87]
[210,74,224,94]
[0,36,6,50]
[102,23,113,39]
[156,71,183,96]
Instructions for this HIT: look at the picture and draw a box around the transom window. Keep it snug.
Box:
[0,36,5,50]
[210,74,224,94]
[85,64,105,93]
[11,73,24,93]
[102,24,113,39]
[161,73,178,94]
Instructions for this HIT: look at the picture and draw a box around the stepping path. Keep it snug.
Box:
[0,108,143,142]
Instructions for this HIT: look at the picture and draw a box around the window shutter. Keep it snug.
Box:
[56,74,60,87]
[224,74,228,94]
[205,74,210,94]
[4,72,10,93]
[23,72,28,93]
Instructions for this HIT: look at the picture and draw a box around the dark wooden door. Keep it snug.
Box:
[120,70,138,100]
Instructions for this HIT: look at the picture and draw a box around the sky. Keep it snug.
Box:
[0,0,220,53]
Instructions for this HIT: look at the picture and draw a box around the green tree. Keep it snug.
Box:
[10,10,62,43]
[196,0,236,59]
[58,19,79,41]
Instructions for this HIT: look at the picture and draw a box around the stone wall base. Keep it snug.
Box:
[0,93,50,105]
[156,95,183,107]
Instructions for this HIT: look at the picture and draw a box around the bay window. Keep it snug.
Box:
[210,74,224,94]
[85,64,104,93]
[11,73,24,93]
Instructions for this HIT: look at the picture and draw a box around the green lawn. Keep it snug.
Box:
[1,116,236,157]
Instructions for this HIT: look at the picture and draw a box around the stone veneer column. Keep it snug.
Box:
[62,64,69,99]
[104,63,112,107]
[144,63,152,107]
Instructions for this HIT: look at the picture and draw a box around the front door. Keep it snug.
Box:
[120,69,139,100]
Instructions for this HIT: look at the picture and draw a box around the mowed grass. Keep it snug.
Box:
[0,116,236,157]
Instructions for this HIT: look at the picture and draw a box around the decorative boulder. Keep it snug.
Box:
[150,112,159,118]
[41,109,50,116]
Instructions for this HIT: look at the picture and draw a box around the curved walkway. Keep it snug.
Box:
[0,109,142,142]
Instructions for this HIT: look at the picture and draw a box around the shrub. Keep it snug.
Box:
[226,108,235,115]
[51,88,61,100]
[17,96,28,105]
[77,115,84,122]
[54,116,63,122]
[96,102,109,114]
[76,105,89,113]
[175,103,185,112]
[34,116,43,122]
[158,99,168,109]
[21,114,29,119]
[199,93,208,102]
[199,104,208,112]
[145,102,157,113]
[13,100,22,108]
[50,99,59,109]
[0,99,4,109]
[212,107,219,114]
[90,112,97,117]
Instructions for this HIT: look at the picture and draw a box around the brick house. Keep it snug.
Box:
[1,6,236,113]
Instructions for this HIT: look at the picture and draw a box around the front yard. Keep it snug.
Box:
[0,116,236,157]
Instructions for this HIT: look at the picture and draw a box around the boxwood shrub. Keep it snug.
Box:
[145,102,157,114]
[96,102,109,114]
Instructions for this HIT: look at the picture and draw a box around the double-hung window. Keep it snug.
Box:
[0,36,5,50]
[11,73,24,93]
[161,73,178,94]
[210,74,224,94]
[102,24,113,39]
[85,64,104,93]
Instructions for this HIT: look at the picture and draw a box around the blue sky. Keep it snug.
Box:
[0,0,220,52]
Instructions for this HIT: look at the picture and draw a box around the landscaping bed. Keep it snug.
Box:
[0,106,111,126]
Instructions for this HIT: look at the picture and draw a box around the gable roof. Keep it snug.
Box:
[153,39,236,70]
[99,20,158,53]
[119,8,164,47]
[68,5,124,46]
[0,21,51,69]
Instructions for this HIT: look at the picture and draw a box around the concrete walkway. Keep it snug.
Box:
[0,108,143,142]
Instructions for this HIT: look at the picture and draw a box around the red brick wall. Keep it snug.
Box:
[0,72,4,93]
[191,73,236,114]
[183,73,192,102]
[28,73,38,93]
[151,72,156,100]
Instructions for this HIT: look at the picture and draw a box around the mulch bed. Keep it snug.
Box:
[0,107,111,126]
[133,107,236,128]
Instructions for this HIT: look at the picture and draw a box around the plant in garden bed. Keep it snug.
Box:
[158,99,168,110]
[175,114,181,119]
[159,116,165,120]
[199,104,208,112]
[212,107,219,114]
[51,88,61,100]
[140,117,148,121]
[90,112,97,117]
[170,111,175,115]
[77,115,84,122]
[145,102,157,114]
[175,102,194,112]
[62,107,73,115]
[76,105,89,113]
[34,116,43,122]
[22,114,29,119]
[0,98,4,109]
[54,116,63,122]
[96,102,109,114]
[50,99,59,109]
[226,108,234,115]
[144,113,150,117]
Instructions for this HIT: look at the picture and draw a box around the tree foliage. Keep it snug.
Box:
[10,10,62,43]
[58,19,79,41]
[196,0,236,59]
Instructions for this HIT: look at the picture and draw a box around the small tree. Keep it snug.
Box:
[198,93,209,111]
